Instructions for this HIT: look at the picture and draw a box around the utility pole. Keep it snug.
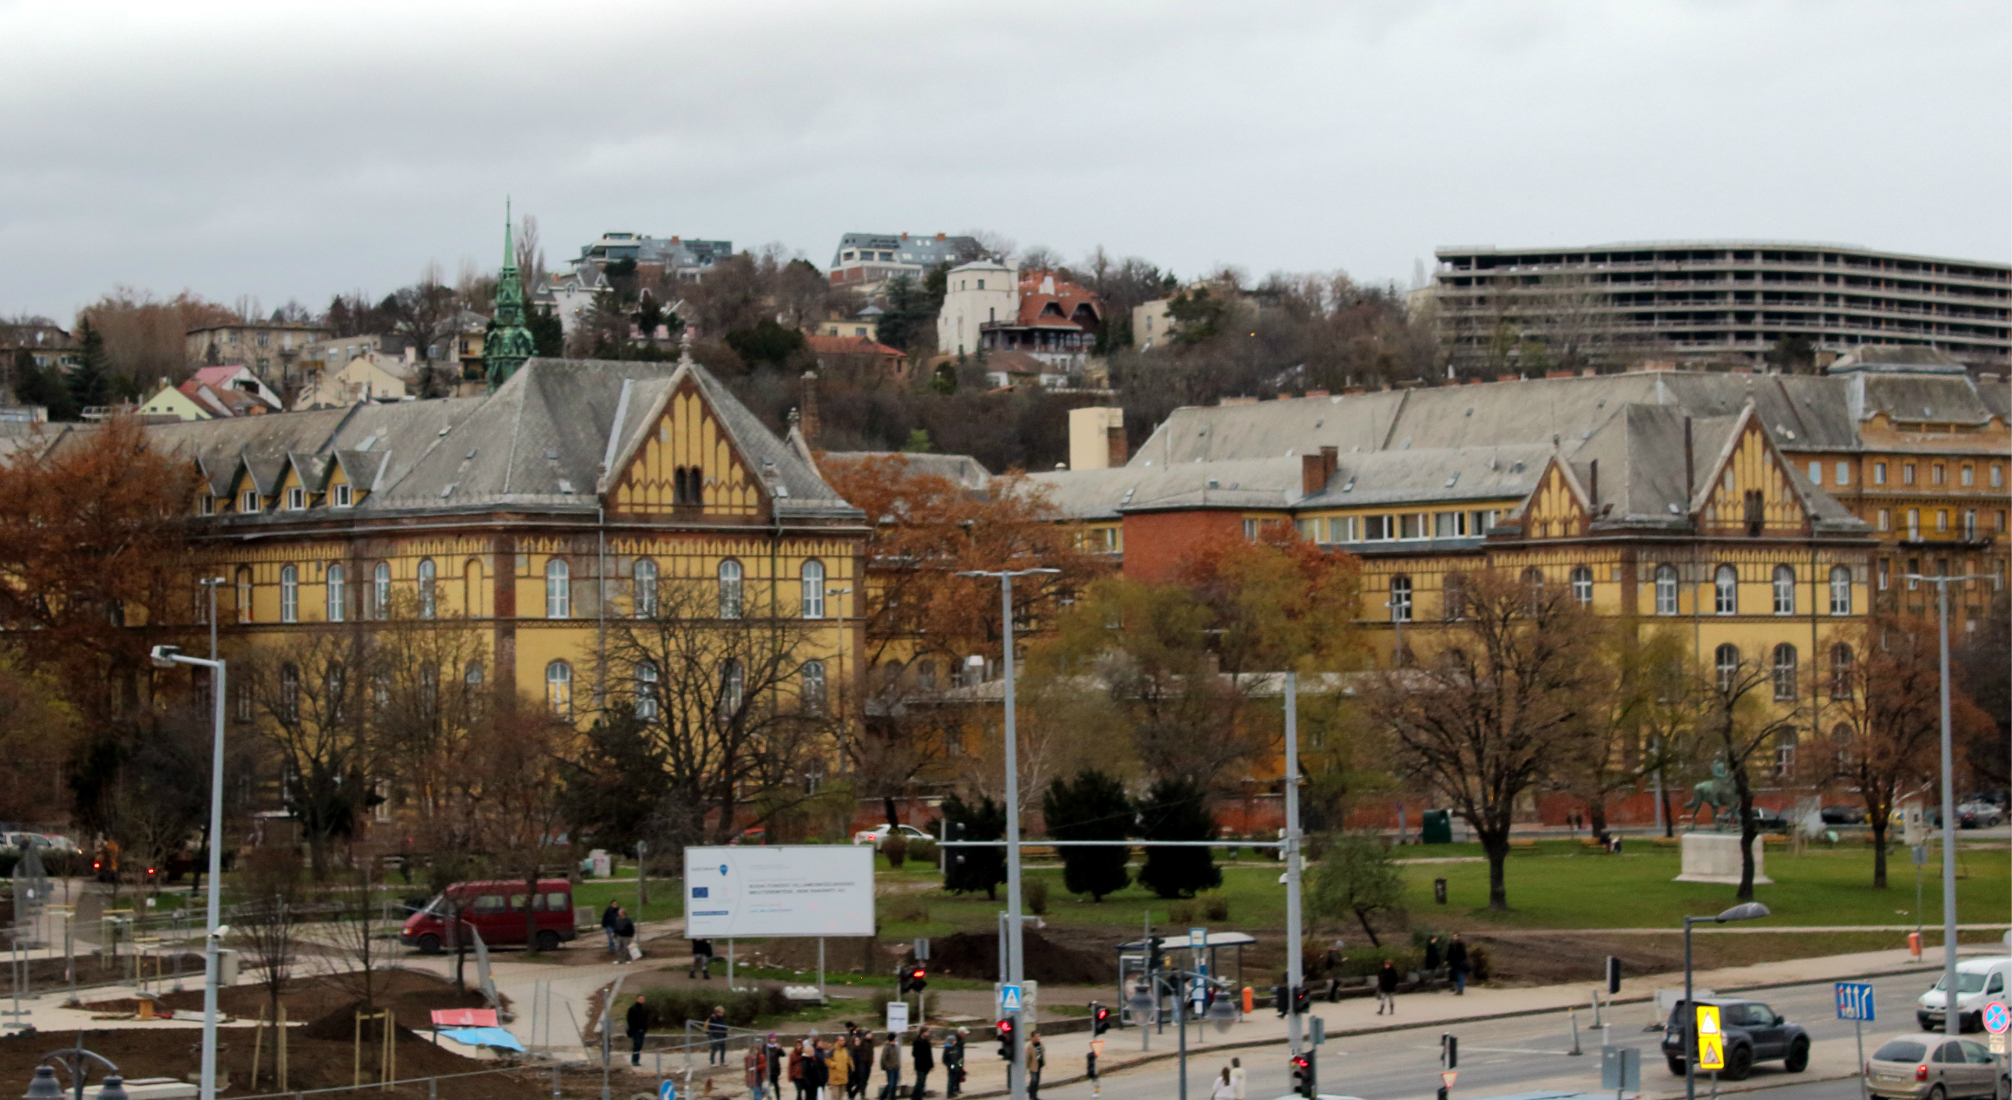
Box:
[1908,570,1987,1039]
[1284,672,1304,1058]
[957,566,1058,1100]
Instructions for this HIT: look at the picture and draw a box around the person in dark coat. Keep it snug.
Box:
[1026,1032,1045,1099]
[601,901,620,954]
[764,1033,784,1095]
[1446,933,1470,995]
[911,1026,935,1098]
[1376,959,1399,1015]
[625,995,651,1066]
[1423,935,1443,975]
[944,1028,967,1097]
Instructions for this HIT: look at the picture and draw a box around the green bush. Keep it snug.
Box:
[1024,878,1049,916]
[907,838,937,864]
[1200,891,1230,921]
[639,986,788,1030]
[1167,899,1198,924]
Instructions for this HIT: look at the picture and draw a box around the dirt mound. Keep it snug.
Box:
[924,930,1113,985]
[301,998,429,1042]
[128,966,495,1032]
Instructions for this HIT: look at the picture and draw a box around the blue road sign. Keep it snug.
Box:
[1000,984,1023,1012]
[1836,982,1876,1021]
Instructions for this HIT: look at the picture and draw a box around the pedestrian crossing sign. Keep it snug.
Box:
[1000,984,1023,1012]
[1696,1005,1724,1071]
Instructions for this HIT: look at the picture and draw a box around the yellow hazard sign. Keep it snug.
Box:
[1696,1005,1725,1071]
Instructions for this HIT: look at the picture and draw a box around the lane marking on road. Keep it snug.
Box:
[1468,1047,1578,1056]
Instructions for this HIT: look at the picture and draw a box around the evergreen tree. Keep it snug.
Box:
[940,792,1006,900]
[1136,777,1221,899]
[1042,769,1132,901]
[528,305,565,358]
[66,320,112,413]
[556,716,672,855]
[12,349,78,421]
[722,319,804,368]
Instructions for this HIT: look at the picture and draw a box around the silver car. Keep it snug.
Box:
[1866,1035,2006,1100]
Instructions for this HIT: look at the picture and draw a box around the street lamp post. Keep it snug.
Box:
[955,566,1059,1100]
[1683,902,1771,1100]
[1906,570,1988,1040]
[150,643,227,1100]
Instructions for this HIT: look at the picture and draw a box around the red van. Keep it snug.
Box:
[400,879,577,953]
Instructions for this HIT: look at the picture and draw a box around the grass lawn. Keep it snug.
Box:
[573,877,684,924]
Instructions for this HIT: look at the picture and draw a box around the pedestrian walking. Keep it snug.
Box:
[911,1025,934,1098]
[852,1032,874,1099]
[766,1033,785,1096]
[1423,935,1442,977]
[944,1027,967,1097]
[1376,959,1399,1014]
[1446,933,1470,995]
[786,1041,806,1100]
[1211,1066,1237,1100]
[707,1006,729,1064]
[1230,1056,1246,1100]
[807,1039,830,1100]
[612,907,637,962]
[746,1042,770,1100]
[1325,940,1346,1002]
[1026,1032,1045,1099]
[690,937,714,979]
[877,1031,902,1099]
[827,1037,853,1100]
[625,995,650,1067]
[601,900,620,954]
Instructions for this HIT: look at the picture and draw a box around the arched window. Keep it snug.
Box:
[326,564,345,622]
[236,566,254,623]
[1829,565,1852,616]
[1441,572,1467,622]
[1714,643,1739,692]
[1829,643,1854,700]
[463,558,483,617]
[373,562,391,619]
[1569,565,1593,607]
[1713,564,1738,615]
[635,661,659,720]
[719,560,744,619]
[279,564,299,623]
[1772,565,1795,615]
[545,660,572,718]
[1388,575,1412,622]
[417,558,437,619]
[1772,643,1798,700]
[279,662,300,721]
[802,659,827,714]
[464,660,484,687]
[545,558,570,618]
[1654,564,1679,615]
[324,662,345,721]
[718,659,745,717]
[801,560,826,619]
[633,558,658,618]
[419,661,439,719]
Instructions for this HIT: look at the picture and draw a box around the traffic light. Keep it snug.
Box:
[1091,1002,1112,1035]
[1442,1033,1458,1069]
[1290,1052,1315,1098]
[900,966,927,994]
[1273,984,1289,1018]
[1147,935,1165,976]
[1605,956,1621,996]
[996,1018,1017,1062]
[1291,984,1311,1016]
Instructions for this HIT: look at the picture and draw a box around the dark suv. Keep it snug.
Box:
[1662,998,1812,1080]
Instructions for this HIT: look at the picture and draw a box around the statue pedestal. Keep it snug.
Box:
[1674,833,1771,885]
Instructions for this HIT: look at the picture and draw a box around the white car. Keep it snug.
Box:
[852,824,931,847]
[1918,956,2012,1032]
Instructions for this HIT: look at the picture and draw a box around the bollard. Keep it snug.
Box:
[1568,1007,1582,1056]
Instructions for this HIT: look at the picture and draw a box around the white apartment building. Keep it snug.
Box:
[936,261,1019,357]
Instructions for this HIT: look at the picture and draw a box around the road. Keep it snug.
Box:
[1052,971,1942,1100]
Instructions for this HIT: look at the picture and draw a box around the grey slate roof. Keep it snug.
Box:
[820,452,994,493]
[148,356,862,525]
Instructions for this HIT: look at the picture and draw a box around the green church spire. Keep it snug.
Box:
[484,199,537,391]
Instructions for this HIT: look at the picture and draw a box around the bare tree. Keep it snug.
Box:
[1695,644,1799,900]
[244,633,383,880]
[1371,570,1601,909]
[234,848,304,1036]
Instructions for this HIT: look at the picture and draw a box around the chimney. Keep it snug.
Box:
[1305,389,1329,398]
[936,232,946,240]
[1106,417,1127,468]
[799,370,820,446]
[1321,444,1338,485]
[1301,453,1327,496]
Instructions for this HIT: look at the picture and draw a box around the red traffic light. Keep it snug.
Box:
[997,1018,1014,1034]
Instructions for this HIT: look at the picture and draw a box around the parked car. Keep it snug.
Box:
[39,835,79,853]
[1955,801,2004,829]
[1661,997,1811,1080]
[400,879,578,954]
[1822,805,1868,825]
[852,824,931,847]
[1866,1034,2008,1100]
[1749,808,1790,833]
[1917,957,2012,1032]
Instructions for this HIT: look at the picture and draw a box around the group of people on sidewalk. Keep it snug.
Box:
[1207,1057,1247,1099]
[599,900,640,962]
[1324,931,1474,1016]
[716,1021,977,1099]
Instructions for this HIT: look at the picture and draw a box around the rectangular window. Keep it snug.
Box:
[333,484,352,507]
[1874,461,1887,486]
[1836,462,1849,486]
[1470,509,1496,535]
[1907,509,1920,539]
[1993,465,2004,488]
[1964,511,1977,539]
[1296,518,1315,541]
[286,486,305,510]
[1903,463,1917,486]
[1961,465,1975,487]
[1433,512,1465,538]
[199,496,215,516]
[1807,461,1821,484]
[1363,515,1392,541]
[1243,519,1259,540]
[241,490,260,513]
[1907,558,1919,591]
[1931,464,1945,486]
[1878,558,1889,591]
[1876,508,1890,531]
[1399,514,1423,539]
[1936,510,1949,532]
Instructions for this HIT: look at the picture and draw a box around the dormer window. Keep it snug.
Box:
[240,489,260,513]
[333,484,353,508]
[199,496,216,516]
[286,486,306,510]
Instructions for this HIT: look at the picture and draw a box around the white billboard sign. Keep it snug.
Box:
[683,845,875,937]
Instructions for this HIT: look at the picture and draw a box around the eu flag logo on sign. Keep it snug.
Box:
[692,887,709,898]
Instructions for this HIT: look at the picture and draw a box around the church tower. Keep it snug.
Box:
[484,201,537,391]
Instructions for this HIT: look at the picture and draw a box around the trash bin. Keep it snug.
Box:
[1421,810,1452,845]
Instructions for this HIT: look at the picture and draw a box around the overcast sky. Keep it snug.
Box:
[2,0,2006,321]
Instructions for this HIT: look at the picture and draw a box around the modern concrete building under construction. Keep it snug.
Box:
[1430,241,2011,372]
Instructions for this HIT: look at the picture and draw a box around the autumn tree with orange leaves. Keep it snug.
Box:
[818,454,1102,810]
